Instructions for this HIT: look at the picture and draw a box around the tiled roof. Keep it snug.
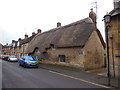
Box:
[19,35,36,45]
[110,8,120,16]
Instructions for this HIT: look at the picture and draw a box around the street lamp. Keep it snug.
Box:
[104,14,111,23]
[103,14,111,86]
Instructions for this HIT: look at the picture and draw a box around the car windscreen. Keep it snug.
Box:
[10,56,16,58]
[24,57,34,60]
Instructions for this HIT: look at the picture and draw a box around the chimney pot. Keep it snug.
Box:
[37,29,42,34]
[32,32,36,36]
[57,22,61,27]
[25,34,28,39]
[18,38,21,41]
[12,40,15,43]
[114,0,120,9]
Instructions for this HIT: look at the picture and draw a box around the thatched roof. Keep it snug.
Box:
[27,17,95,53]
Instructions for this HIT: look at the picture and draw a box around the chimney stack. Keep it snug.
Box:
[6,43,8,46]
[12,40,15,43]
[32,32,36,36]
[89,8,97,28]
[114,0,120,9]
[25,34,28,39]
[57,22,61,27]
[18,38,21,41]
[37,29,42,34]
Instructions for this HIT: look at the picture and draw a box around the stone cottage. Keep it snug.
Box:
[27,10,105,70]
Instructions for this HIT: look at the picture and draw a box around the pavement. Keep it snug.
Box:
[39,63,119,89]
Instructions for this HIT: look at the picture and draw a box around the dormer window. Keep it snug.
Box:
[50,44,54,48]
[50,44,56,50]
[36,49,39,53]
[34,47,40,53]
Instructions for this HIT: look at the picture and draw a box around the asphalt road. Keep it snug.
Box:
[2,59,108,88]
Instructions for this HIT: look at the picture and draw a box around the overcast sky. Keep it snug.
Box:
[0,0,114,45]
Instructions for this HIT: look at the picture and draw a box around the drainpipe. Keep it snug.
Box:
[105,25,111,86]
[109,34,115,77]
[23,45,24,56]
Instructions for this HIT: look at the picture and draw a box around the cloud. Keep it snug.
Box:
[0,0,113,44]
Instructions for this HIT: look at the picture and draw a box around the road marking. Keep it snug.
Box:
[49,70,111,88]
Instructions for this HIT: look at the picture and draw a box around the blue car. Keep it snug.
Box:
[19,56,39,68]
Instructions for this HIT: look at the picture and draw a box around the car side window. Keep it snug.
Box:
[21,58,25,60]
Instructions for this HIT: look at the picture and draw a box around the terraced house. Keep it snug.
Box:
[13,30,41,58]
[2,30,41,59]
[27,10,105,70]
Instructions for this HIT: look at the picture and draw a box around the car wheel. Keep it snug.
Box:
[8,59,10,62]
[23,64,26,68]
[36,65,39,68]
[19,63,21,66]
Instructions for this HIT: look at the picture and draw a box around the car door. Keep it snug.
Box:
[19,58,25,65]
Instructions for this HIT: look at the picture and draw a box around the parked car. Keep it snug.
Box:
[0,55,4,59]
[7,55,18,62]
[2,55,9,60]
[18,56,39,68]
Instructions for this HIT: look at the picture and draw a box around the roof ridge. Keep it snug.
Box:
[36,17,93,37]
